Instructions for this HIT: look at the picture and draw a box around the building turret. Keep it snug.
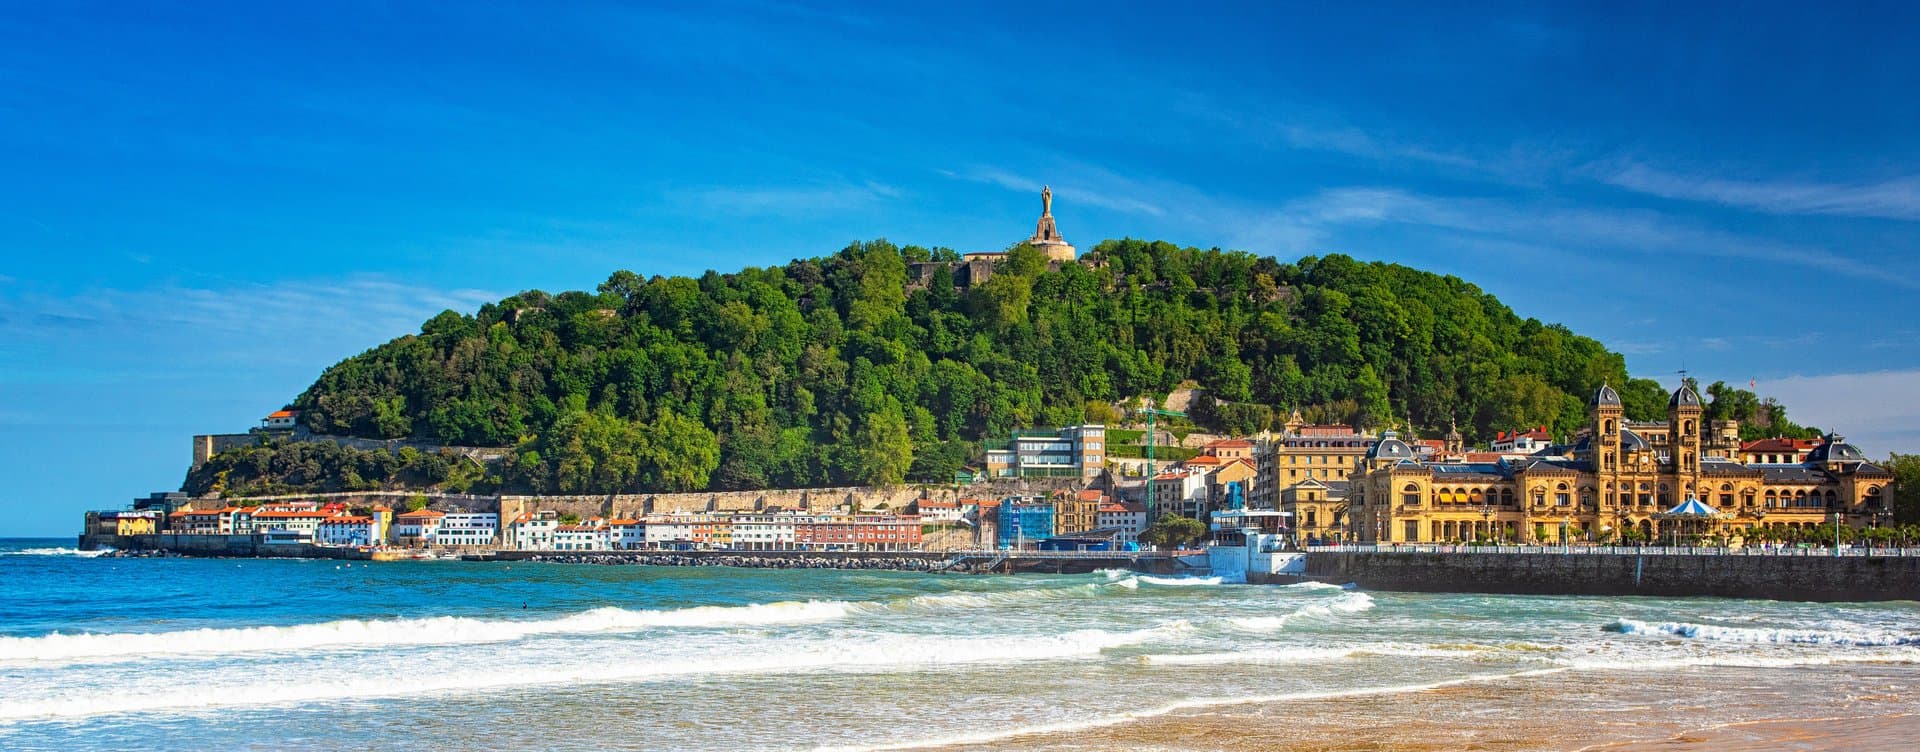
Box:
[1589,383,1624,474]
[1668,383,1704,476]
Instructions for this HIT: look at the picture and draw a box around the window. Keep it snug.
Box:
[1404,520,1420,541]
[1556,493,1570,506]
[1401,484,1421,507]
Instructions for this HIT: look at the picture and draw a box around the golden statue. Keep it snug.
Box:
[1042,185,1052,216]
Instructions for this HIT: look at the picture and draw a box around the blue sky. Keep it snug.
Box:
[4,1,1918,535]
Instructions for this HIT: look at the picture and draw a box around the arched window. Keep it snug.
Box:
[1605,419,1615,434]
[1684,420,1695,434]
[1500,488,1514,507]
[1402,484,1421,507]
[1720,483,1733,492]
[1824,489,1838,508]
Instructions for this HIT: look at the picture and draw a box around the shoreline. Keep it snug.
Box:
[903,663,1920,752]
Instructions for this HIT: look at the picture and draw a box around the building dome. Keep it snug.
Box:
[1366,431,1416,461]
[1620,428,1650,452]
[1590,383,1622,407]
[1805,434,1864,464]
[1668,384,1703,409]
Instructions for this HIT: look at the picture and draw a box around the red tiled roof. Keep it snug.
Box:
[395,509,446,519]
[1074,489,1105,502]
[1741,437,1822,453]
[1206,439,1254,449]
[266,409,298,419]
[1185,455,1222,466]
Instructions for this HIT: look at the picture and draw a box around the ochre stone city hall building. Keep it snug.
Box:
[1348,383,1895,544]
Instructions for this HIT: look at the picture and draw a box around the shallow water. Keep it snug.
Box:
[3,537,1915,751]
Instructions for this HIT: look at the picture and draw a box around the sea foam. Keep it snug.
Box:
[0,600,856,664]
[1604,617,1920,647]
[5,547,109,558]
[0,621,1189,721]
[1228,592,1375,632]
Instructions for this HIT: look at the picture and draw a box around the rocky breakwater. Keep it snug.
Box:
[505,552,947,572]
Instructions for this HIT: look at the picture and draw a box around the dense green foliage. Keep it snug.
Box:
[1139,514,1207,549]
[183,441,493,497]
[247,238,1754,495]
[1702,379,1824,440]
[1888,453,1920,524]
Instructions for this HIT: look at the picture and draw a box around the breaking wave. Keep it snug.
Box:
[1604,618,1920,647]
[1136,575,1225,587]
[1561,650,1920,672]
[1229,592,1375,631]
[4,547,109,558]
[877,581,1129,611]
[0,601,857,664]
[0,622,1189,721]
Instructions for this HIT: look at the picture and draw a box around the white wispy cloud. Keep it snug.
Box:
[942,166,1168,217]
[0,276,500,379]
[1240,186,1920,290]
[675,181,902,216]
[1764,369,1920,455]
[1593,161,1920,221]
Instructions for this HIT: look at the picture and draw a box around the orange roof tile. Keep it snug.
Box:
[396,509,446,519]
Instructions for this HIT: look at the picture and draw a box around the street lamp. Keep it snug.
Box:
[1479,501,1493,545]
[1561,515,1571,554]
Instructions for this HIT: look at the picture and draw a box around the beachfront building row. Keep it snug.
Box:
[113,504,932,552]
[1345,384,1896,545]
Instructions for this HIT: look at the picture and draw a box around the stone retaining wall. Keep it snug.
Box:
[1305,550,1920,602]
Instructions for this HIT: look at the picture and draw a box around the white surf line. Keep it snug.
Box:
[0,623,1190,723]
[0,600,859,664]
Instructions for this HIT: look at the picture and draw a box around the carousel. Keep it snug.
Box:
[1655,494,1722,546]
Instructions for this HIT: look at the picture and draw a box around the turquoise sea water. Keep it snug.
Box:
[3,536,1918,751]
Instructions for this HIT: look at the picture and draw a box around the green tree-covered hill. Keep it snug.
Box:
[189,239,1817,497]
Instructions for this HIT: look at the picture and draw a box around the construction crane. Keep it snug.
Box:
[1137,402,1188,520]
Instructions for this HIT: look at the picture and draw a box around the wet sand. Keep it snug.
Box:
[931,664,1920,751]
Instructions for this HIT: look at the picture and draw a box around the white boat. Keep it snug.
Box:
[1205,508,1307,584]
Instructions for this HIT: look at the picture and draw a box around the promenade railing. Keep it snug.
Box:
[1302,543,1920,557]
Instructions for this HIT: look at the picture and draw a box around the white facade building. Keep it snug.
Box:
[394,509,446,544]
[609,520,646,550]
[1096,501,1148,543]
[434,512,498,547]
[554,524,608,551]
[505,511,558,550]
[317,516,379,547]
[730,513,802,550]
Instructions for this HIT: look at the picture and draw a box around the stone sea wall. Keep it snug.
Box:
[1304,550,1920,602]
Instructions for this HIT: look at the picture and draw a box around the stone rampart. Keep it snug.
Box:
[1304,550,1920,602]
